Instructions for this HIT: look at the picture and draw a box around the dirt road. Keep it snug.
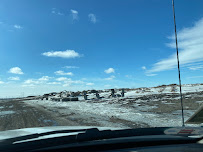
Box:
[0,100,80,131]
[0,99,143,131]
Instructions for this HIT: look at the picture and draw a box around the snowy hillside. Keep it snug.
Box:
[81,83,203,100]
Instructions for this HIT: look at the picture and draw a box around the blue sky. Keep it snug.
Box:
[0,0,203,97]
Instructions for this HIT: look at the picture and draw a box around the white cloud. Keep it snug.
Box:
[55,77,83,86]
[14,24,22,29]
[88,13,97,24]
[52,8,64,15]
[105,75,115,80]
[147,18,203,74]
[42,50,81,58]
[54,70,73,76]
[56,77,69,81]
[63,83,71,87]
[57,12,64,15]
[8,76,20,81]
[8,67,24,74]
[64,66,79,69]
[71,80,84,84]
[23,76,51,85]
[188,64,203,70]
[0,81,4,84]
[62,79,83,87]
[104,68,115,74]
[86,82,94,86]
[47,82,61,85]
[38,76,51,81]
[24,79,40,84]
[145,73,157,77]
[142,66,146,70]
[187,75,203,79]
[70,9,79,21]
[22,84,36,87]
[23,76,51,86]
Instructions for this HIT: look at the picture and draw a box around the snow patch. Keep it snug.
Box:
[0,111,15,116]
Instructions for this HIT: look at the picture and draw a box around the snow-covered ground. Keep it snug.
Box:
[27,99,180,127]
[23,84,203,128]
[0,110,15,116]
[0,105,16,116]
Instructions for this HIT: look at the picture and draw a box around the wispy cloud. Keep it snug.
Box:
[104,68,115,74]
[142,66,146,70]
[8,76,20,81]
[0,81,4,84]
[22,84,35,87]
[24,79,40,84]
[188,64,203,70]
[86,82,94,86]
[47,82,61,85]
[70,9,79,21]
[125,75,132,78]
[0,22,22,31]
[54,70,73,76]
[42,50,81,58]
[57,12,64,15]
[23,76,51,85]
[104,75,115,80]
[51,8,64,16]
[63,79,83,87]
[186,75,203,79]
[55,77,83,87]
[38,76,51,81]
[88,13,97,23]
[147,18,203,74]
[145,73,157,77]
[64,66,79,69]
[8,67,24,74]
[22,76,52,88]
[51,8,56,14]
[14,24,22,29]
[56,77,70,81]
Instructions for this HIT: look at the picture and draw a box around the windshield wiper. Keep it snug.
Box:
[76,127,169,142]
[0,127,202,152]
[0,128,87,145]
[0,127,168,145]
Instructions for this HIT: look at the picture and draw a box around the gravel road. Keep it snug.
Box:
[0,100,80,131]
[0,99,143,131]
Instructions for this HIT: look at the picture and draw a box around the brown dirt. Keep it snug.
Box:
[0,100,79,131]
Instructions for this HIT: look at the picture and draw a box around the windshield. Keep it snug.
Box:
[0,0,203,132]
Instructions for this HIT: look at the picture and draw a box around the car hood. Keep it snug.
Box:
[0,126,123,140]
